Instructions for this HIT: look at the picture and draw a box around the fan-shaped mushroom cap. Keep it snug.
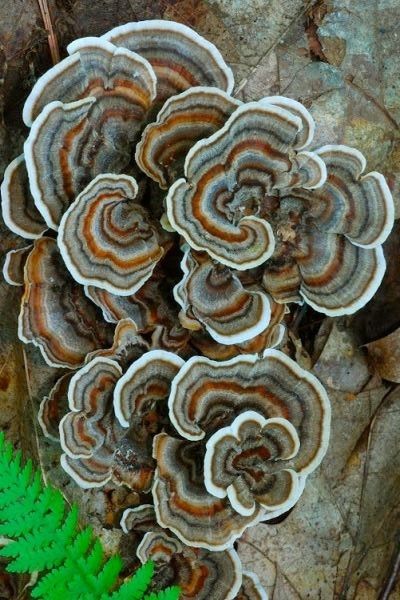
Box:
[103,20,234,104]
[137,530,242,600]
[174,249,271,344]
[58,174,164,296]
[260,144,394,315]
[152,433,263,550]
[237,572,268,600]
[23,37,156,127]
[38,373,74,442]
[2,245,32,287]
[121,504,161,535]
[113,349,184,428]
[18,237,113,368]
[262,96,315,150]
[85,270,175,328]
[168,350,330,476]
[313,145,394,248]
[25,48,156,230]
[61,445,117,489]
[59,357,122,459]
[190,302,286,360]
[1,155,47,239]
[204,411,301,516]
[291,145,393,315]
[166,101,326,270]
[136,88,241,188]
[295,228,387,316]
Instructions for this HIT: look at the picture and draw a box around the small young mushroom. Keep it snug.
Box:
[190,302,286,360]
[18,237,114,369]
[204,411,301,516]
[38,373,74,442]
[136,530,242,600]
[2,245,32,287]
[136,87,241,188]
[58,174,165,296]
[103,20,234,104]
[1,155,47,239]
[174,249,272,345]
[85,318,150,367]
[120,504,162,536]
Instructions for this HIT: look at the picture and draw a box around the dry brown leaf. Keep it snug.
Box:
[366,328,400,383]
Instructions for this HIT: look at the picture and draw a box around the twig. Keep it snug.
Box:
[22,348,48,486]
[36,0,60,65]
[379,537,400,600]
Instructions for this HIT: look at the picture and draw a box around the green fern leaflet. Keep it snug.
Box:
[0,432,180,600]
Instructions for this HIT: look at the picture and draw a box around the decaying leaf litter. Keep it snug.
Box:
[0,0,399,598]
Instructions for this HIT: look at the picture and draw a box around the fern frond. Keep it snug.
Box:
[108,561,154,600]
[144,587,181,600]
[0,432,180,600]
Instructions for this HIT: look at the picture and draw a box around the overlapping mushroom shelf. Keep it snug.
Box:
[1,16,395,600]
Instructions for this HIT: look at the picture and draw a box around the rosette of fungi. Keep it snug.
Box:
[60,349,183,490]
[58,174,166,296]
[173,247,272,345]
[2,20,234,238]
[136,530,242,600]
[152,350,330,549]
[38,319,149,442]
[166,97,394,315]
[263,144,394,315]
[18,237,114,368]
[204,411,301,516]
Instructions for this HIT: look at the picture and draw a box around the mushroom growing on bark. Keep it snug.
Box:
[152,350,330,549]
[166,99,394,316]
[58,174,165,295]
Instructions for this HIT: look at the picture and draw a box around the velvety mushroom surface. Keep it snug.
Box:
[1,155,47,239]
[103,20,234,103]
[204,411,301,516]
[136,87,241,188]
[58,174,165,295]
[18,237,114,368]
[152,350,329,549]
[152,433,264,550]
[174,249,272,345]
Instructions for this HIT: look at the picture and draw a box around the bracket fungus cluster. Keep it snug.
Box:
[1,17,395,600]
